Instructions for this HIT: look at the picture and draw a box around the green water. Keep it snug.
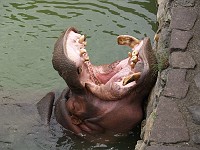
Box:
[0,0,157,149]
[0,0,156,91]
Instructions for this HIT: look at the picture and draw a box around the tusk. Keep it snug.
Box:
[117,35,140,48]
[123,72,141,86]
[79,35,85,44]
[154,34,159,42]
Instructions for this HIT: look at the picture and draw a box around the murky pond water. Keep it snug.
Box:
[0,0,157,149]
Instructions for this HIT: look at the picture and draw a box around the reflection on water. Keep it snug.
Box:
[0,0,157,149]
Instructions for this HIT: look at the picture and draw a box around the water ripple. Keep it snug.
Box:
[0,1,157,148]
[36,9,70,19]
[10,2,38,10]
[18,13,39,20]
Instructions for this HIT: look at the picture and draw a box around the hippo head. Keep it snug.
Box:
[52,27,157,140]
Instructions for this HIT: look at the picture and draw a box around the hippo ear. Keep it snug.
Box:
[85,82,129,101]
[37,92,55,125]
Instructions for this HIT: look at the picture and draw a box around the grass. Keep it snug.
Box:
[152,50,169,74]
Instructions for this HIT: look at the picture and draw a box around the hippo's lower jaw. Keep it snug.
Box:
[52,27,157,141]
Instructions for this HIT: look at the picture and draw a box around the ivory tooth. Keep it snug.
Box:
[132,37,140,44]
[84,56,90,62]
[79,35,85,44]
[122,72,141,86]
[83,41,87,46]
[80,49,87,56]
[154,34,159,42]
[132,72,141,81]
[117,35,140,48]
[128,52,132,58]
[130,38,140,48]
[131,55,138,63]
[122,78,128,86]
[132,50,139,56]
[130,62,135,68]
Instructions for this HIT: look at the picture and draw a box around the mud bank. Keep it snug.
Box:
[135,0,200,149]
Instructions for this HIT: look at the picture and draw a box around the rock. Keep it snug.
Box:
[194,73,200,90]
[163,69,189,99]
[157,0,171,27]
[176,0,195,7]
[146,145,199,150]
[170,7,197,30]
[157,27,171,51]
[134,140,145,150]
[188,105,200,125]
[192,133,200,145]
[170,29,193,51]
[170,52,196,69]
[198,41,200,47]
[149,96,189,143]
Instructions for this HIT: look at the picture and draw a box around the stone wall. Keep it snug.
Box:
[135,0,200,149]
[135,0,172,148]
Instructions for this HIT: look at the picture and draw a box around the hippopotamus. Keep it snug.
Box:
[37,27,157,142]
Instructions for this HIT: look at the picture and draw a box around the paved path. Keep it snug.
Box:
[145,0,200,149]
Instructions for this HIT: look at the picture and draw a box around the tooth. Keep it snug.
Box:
[132,50,139,56]
[130,38,140,48]
[132,37,140,44]
[128,52,132,58]
[83,41,87,46]
[131,55,138,63]
[117,35,140,48]
[132,72,141,81]
[130,62,135,68]
[117,36,124,45]
[79,35,85,44]
[123,72,141,86]
[80,49,87,56]
[84,56,89,61]
[154,34,159,42]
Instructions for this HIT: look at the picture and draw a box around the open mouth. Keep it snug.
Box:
[63,27,149,90]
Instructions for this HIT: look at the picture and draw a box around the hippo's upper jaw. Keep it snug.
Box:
[53,27,156,101]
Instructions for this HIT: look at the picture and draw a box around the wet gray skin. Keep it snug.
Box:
[38,27,157,142]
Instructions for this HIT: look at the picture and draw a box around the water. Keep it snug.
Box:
[0,0,157,149]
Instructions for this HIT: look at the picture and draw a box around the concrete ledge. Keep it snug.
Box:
[135,0,200,149]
